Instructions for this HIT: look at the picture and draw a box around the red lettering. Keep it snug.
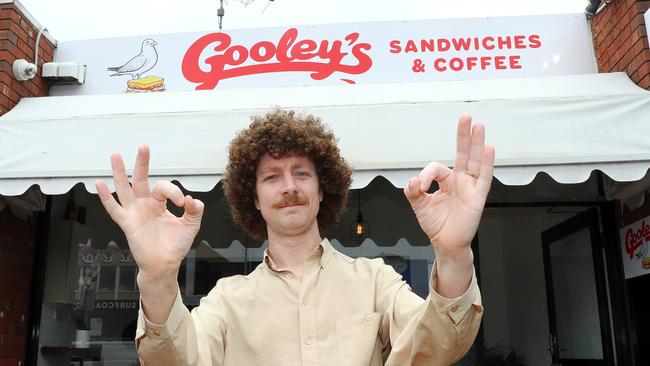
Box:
[497,36,512,49]
[437,38,450,51]
[389,40,402,53]
[495,56,507,70]
[404,40,418,53]
[433,58,447,72]
[466,56,478,70]
[514,35,526,49]
[451,37,472,51]
[290,40,317,60]
[480,56,491,70]
[529,34,542,48]
[482,37,495,50]
[420,39,435,52]
[625,220,650,259]
[509,55,522,69]
[250,41,275,62]
[182,28,373,89]
[449,57,463,71]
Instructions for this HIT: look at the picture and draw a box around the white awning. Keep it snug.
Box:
[1,72,649,196]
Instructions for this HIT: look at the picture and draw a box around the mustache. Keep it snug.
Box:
[273,193,308,208]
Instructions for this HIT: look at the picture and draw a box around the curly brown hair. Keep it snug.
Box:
[223,108,352,241]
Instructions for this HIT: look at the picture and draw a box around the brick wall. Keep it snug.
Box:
[0,3,53,365]
[592,0,650,89]
[0,208,36,366]
[0,1,55,116]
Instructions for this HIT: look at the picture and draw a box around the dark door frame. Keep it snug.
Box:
[541,207,613,365]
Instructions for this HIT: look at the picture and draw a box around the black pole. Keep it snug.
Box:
[25,195,52,365]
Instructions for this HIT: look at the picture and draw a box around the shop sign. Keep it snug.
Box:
[94,300,138,310]
[51,14,596,96]
[620,217,650,279]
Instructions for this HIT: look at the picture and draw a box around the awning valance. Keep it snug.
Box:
[1,72,649,196]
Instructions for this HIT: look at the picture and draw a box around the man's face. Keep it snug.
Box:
[255,153,323,238]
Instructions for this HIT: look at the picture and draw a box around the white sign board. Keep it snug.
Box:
[620,217,650,279]
[51,14,597,96]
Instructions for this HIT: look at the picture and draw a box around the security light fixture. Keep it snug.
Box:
[585,0,609,16]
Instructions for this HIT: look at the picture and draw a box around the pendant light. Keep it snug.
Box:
[350,190,371,244]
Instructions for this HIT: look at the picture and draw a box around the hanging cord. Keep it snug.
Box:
[262,0,274,13]
[33,26,48,71]
[218,0,225,30]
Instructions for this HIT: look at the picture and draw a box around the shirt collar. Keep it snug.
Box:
[263,238,334,272]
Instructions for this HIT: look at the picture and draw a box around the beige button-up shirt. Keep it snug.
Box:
[136,239,483,365]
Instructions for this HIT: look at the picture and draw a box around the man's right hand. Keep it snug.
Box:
[95,145,204,323]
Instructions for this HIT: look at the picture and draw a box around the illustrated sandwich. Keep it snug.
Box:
[126,76,165,93]
[643,257,650,270]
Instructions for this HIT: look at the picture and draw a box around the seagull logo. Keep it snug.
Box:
[107,38,166,93]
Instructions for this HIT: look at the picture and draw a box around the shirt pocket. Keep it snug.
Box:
[336,312,381,366]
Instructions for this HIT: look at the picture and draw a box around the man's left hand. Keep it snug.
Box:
[404,115,494,261]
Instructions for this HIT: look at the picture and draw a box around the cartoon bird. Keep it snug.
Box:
[107,39,159,79]
[635,241,648,259]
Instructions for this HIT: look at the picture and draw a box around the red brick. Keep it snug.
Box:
[23,81,41,96]
[0,9,20,24]
[30,76,50,95]
[0,22,28,45]
[0,346,20,358]
[0,94,7,108]
[638,73,650,89]
[627,47,650,74]
[17,41,32,60]
[5,88,20,104]
[630,63,650,86]
[612,36,644,71]
[0,334,23,347]
[0,29,17,45]
[0,40,27,60]
[632,1,650,15]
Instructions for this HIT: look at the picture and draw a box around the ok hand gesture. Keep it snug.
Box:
[95,145,205,280]
[404,115,494,261]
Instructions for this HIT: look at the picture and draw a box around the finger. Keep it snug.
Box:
[111,153,136,207]
[453,115,472,173]
[476,146,495,198]
[132,145,151,197]
[403,176,424,201]
[466,123,485,177]
[418,162,452,192]
[95,179,126,224]
[151,181,185,207]
[182,196,205,228]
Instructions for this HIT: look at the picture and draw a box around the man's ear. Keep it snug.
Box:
[319,188,323,202]
[255,195,260,210]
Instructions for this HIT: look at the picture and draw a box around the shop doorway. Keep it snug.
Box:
[541,208,614,365]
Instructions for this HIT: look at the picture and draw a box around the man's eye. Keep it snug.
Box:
[265,175,278,181]
[296,171,310,177]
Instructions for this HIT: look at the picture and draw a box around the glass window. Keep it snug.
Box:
[38,179,451,365]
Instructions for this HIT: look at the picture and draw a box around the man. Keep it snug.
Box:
[96,109,494,365]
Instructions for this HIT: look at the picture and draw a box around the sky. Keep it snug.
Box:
[18,0,589,42]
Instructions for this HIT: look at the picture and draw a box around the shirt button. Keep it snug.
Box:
[286,273,293,279]
[303,298,309,305]
[305,337,312,345]
[450,305,460,313]
[364,314,372,321]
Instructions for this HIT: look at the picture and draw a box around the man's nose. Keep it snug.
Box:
[282,174,299,194]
